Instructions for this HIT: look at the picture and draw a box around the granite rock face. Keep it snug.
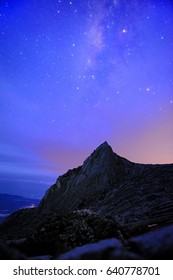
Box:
[37,142,173,234]
[37,142,126,214]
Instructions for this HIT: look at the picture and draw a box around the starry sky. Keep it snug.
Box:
[0,0,173,198]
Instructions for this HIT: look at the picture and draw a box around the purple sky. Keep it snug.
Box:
[0,0,173,198]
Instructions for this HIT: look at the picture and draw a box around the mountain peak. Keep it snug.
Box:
[82,141,115,173]
[95,141,112,152]
[39,141,134,216]
[98,141,109,147]
[37,142,124,214]
[92,141,121,159]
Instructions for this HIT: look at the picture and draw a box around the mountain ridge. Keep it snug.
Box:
[1,142,173,240]
[37,141,173,226]
[37,141,134,214]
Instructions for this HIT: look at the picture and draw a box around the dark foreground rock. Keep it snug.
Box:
[58,238,140,260]
[0,240,26,260]
[59,224,173,260]
[130,224,173,259]
[1,221,173,260]
[12,211,124,257]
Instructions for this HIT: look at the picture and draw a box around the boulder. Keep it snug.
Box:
[130,224,173,259]
[58,238,140,260]
[0,240,26,260]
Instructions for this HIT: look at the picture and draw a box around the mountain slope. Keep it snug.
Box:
[37,142,133,214]
[1,142,173,239]
[37,142,173,229]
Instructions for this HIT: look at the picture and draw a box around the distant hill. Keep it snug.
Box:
[0,193,39,223]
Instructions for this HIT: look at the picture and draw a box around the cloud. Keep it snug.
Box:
[0,142,57,179]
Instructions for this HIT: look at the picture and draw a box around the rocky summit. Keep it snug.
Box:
[36,141,173,233]
[0,142,173,259]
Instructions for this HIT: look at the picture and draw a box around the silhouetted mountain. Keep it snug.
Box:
[37,141,128,214]
[0,142,173,259]
[37,141,173,231]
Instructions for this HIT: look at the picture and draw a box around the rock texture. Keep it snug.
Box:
[37,142,173,235]
[0,141,173,259]
[130,224,173,259]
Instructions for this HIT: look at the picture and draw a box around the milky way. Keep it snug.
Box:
[0,0,173,197]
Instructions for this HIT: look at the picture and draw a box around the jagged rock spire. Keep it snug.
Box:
[2,142,173,242]
[37,142,130,214]
[82,141,115,176]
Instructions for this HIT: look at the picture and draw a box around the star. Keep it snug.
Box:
[0,0,173,201]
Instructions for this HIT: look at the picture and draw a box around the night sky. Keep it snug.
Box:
[0,0,173,198]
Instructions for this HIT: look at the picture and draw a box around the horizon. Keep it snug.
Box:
[0,0,173,198]
[0,140,173,199]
